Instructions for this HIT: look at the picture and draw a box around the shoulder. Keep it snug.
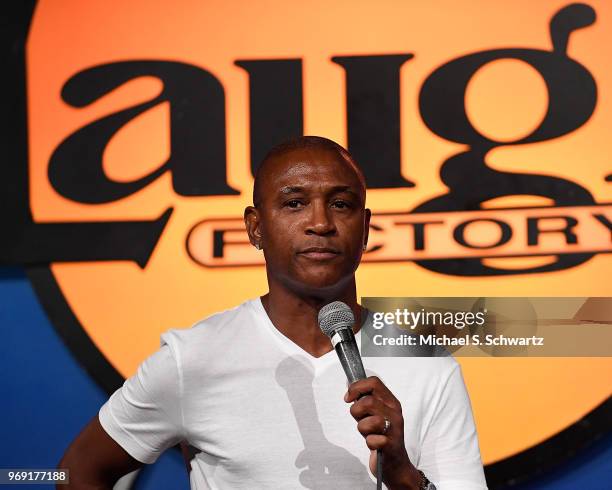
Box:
[159,297,261,357]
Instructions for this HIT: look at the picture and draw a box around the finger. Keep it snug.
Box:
[344,384,371,403]
[345,376,380,403]
[345,377,401,411]
[365,434,389,451]
[357,415,389,437]
[349,394,387,421]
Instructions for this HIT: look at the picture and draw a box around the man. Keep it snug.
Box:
[59,136,487,489]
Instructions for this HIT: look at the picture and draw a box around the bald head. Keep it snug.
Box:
[253,136,366,207]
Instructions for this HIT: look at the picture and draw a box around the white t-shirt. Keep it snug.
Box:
[99,298,487,489]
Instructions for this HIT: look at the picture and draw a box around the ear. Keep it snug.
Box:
[363,208,371,249]
[244,206,263,247]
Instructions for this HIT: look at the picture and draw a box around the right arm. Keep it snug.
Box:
[59,336,185,489]
[59,415,143,489]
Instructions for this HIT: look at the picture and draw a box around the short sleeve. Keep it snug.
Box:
[98,339,184,464]
[418,363,488,489]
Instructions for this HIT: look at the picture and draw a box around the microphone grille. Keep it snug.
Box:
[318,301,355,337]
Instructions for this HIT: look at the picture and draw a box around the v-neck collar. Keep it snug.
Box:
[250,296,365,366]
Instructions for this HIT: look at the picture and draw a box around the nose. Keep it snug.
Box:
[305,200,336,236]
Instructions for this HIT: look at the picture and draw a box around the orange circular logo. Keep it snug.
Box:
[15,0,612,485]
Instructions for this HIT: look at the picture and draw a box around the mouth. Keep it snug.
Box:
[298,247,341,261]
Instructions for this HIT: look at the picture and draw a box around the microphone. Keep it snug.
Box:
[319,301,384,489]
[318,301,366,383]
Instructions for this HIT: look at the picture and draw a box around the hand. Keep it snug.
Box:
[345,376,421,490]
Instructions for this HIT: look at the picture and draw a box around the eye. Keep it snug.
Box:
[331,200,352,209]
[284,199,304,209]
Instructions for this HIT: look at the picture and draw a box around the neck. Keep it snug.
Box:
[261,277,362,358]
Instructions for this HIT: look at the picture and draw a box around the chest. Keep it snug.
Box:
[180,356,423,488]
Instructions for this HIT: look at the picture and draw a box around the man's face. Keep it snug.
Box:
[245,147,370,295]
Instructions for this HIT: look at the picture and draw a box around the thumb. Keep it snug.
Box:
[369,449,377,476]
